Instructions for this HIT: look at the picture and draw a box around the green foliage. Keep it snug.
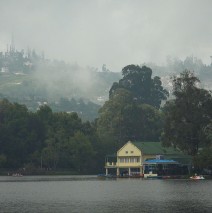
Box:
[50,98,101,121]
[97,64,168,152]
[109,65,169,108]
[97,88,164,150]
[0,154,7,167]
[67,131,96,172]
[0,99,45,167]
[204,122,212,141]
[162,70,212,156]
[193,146,212,170]
[1,66,210,174]
[0,99,100,172]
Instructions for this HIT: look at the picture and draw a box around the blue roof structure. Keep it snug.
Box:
[144,159,178,164]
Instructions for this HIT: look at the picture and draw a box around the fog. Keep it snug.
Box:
[33,61,102,101]
[0,0,212,72]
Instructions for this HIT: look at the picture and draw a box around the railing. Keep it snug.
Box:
[105,162,116,167]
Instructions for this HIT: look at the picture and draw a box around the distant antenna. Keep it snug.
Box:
[10,33,15,52]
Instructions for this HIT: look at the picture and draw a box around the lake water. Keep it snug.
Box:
[0,175,211,213]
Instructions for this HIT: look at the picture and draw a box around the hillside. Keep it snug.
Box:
[1,49,211,121]
[0,50,121,121]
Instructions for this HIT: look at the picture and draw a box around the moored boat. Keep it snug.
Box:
[12,173,23,177]
[190,175,205,180]
[97,174,116,178]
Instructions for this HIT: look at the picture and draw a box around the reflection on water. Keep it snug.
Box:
[0,176,211,213]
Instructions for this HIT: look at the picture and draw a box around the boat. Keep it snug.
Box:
[190,175,205,180]
[12,173,23,177]
[97,174,116,178]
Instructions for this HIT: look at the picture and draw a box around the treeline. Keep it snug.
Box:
[146,56,212,80]
[0,99,103,173]
[0,47,44,74]
[0,64,211,174]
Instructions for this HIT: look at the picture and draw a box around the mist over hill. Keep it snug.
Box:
[0,47,211,121]
[144,56,212,96]
[0,48,121,120]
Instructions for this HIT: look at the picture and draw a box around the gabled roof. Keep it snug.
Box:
[131,141,184,155]
[117,141,141,154]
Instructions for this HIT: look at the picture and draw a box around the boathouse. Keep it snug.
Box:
[105,141,192,178]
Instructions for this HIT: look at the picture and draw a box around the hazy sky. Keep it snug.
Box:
[0,0,212,71]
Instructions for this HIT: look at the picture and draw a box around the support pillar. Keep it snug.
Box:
[140,166,143,176]
[116,167,120,176]
[105,168,108,176]
[128,167,131,176]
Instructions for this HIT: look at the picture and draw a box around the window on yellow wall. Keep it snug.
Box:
[125,151,128,154]
[136,157,140,162]
[125,158,129,163]
[120,158,124,163]
[131,151,134,154]
[130,157,134,163]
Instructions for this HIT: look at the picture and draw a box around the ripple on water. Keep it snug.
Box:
[0,176,211,213]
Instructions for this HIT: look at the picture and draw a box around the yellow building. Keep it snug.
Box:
[105,141,191,177]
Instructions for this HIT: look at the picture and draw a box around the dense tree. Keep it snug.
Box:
[38,110,100,171]
[0,99,100,172]
[97,88,164,150]
[204,122,212,141]
[97,65,168,152]
[1,68,210,173]
[67,131,96,172]
[98,88,134,149]
[162,70,212,156]
[193,146,212,172]
[0,99,45,168]
[109,65,169,108]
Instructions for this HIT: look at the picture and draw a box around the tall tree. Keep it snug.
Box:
[109,65,169,108]
[162,70,212,156]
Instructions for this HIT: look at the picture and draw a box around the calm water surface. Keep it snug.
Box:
[0,175,211,213]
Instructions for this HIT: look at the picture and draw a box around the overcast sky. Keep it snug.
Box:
[0,0,212,71]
